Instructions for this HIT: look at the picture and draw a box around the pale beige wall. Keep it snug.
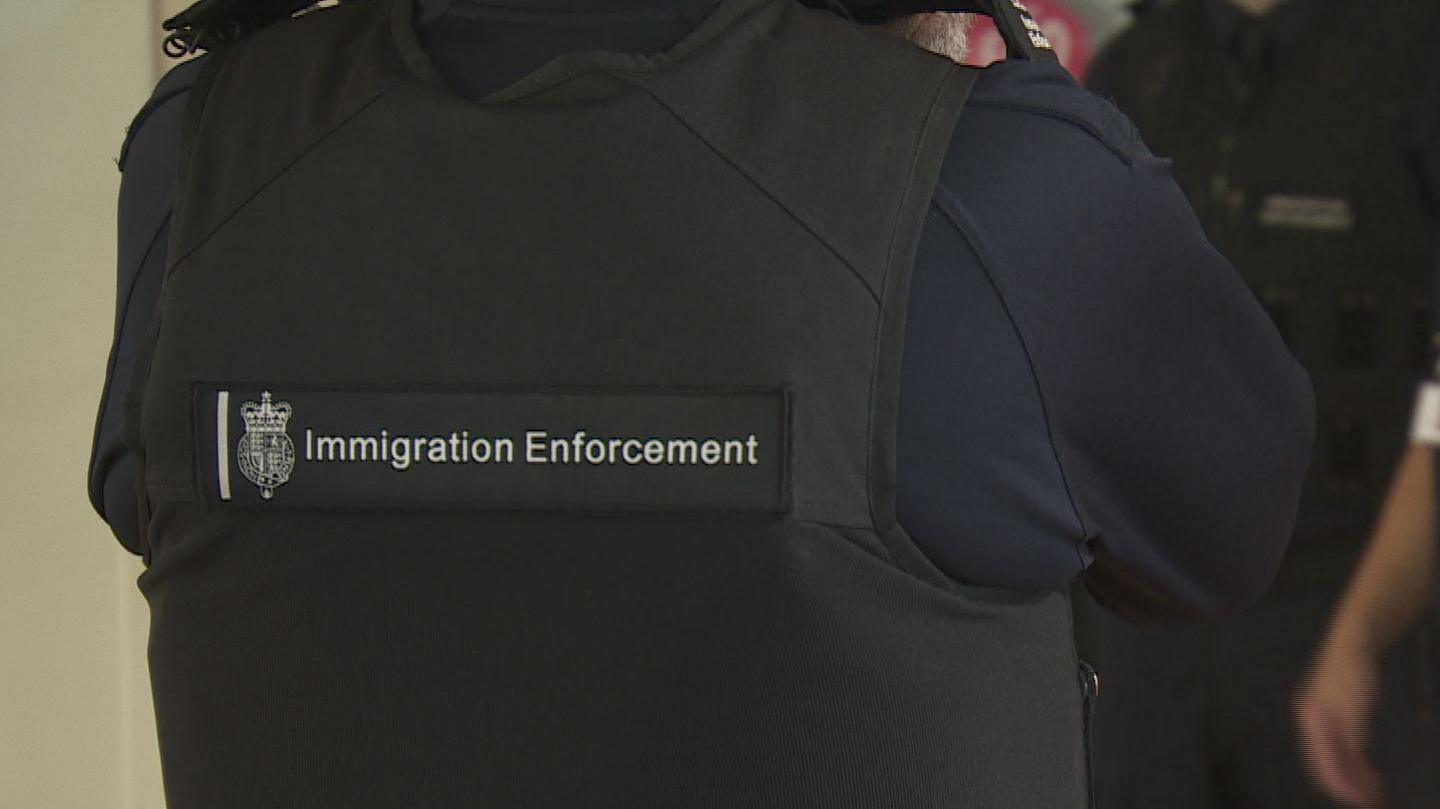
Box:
[1,1,173,806]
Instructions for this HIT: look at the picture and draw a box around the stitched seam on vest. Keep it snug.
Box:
[794,518,873,530]
[92,209,175,512]
[789,495,864,512]
[169,33,246,278]
[931,191,1092,547]
[119,85,193,172]
[797,516,1062,608]
[168,80,408,272]
[610,76,883,306]
[861,67,971,588]
[869,69,956,521]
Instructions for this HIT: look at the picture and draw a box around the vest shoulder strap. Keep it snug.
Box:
[162,0,345,57]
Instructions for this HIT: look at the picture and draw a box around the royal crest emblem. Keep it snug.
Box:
[237,391,295,499]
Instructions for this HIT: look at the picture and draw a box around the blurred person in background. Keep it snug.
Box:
[1295,65,1440,808]
[1078,0,1440,806]
[1297,441,1437,808]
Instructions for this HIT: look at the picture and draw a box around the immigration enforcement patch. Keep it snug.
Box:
[196,385,791,513]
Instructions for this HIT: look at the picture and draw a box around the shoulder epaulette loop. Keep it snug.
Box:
[161,0,335,57]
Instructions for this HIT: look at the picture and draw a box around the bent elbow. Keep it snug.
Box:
[1088,361,1315,622]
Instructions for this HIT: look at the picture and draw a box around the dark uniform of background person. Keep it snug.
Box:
[1294,56,1440,809]
[86,0,1313,805]
[1079,0,1440,806]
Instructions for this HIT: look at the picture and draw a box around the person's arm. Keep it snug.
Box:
[1295,58,1440,806]
[1325,440,1437,655]
[1065,148,1316,619]
[1295,440,1436,808]
[87,59,200,554]
[945,62,1316,619]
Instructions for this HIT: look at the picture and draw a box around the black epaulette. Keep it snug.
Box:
[162,0,333,57]
[811,0,1060,63]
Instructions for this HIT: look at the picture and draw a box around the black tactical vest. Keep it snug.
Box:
[129,0,1090,805]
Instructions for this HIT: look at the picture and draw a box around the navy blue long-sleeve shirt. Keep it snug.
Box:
[89,0,1315,619]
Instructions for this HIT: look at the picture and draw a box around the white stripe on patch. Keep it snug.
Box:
[217,390,232,501]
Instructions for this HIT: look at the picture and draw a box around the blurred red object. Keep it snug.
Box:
[964,0,1095,81]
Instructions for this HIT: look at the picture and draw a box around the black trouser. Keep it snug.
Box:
[1073,556,1440,809]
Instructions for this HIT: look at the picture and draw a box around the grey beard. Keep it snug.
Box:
[885,12,972,63]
